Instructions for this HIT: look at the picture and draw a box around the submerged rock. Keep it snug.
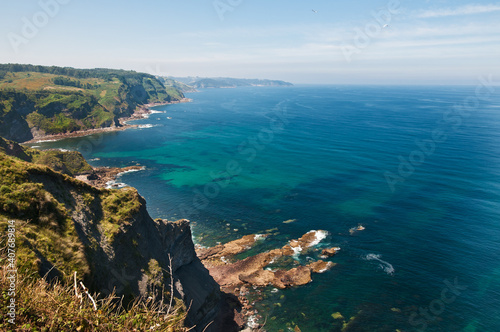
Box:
[198,230,336,291]
[332,312,344,320]
[197,234,265,263]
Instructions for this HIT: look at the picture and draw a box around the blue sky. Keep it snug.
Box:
[0,0,499,84]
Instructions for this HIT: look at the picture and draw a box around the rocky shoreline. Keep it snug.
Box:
[196,231,340,330]
[75,165,145,188]
[23,98,192,144]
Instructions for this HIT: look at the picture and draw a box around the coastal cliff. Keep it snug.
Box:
[0,64,185,142]
[0,137,226,331]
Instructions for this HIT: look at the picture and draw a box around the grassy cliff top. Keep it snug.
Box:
[0,136,92,176]
[0,137,143,277]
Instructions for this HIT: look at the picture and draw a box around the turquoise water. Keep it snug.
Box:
[32,85,500,331]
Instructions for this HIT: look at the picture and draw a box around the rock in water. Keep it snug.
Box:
[321,247,341,257]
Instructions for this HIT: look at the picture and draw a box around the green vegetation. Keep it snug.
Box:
[100,188,142,241]
[158,77,197,93]
[0,64,185,141]
[52,76,94,89]
[0,137,139,276]
[0,136,92,176]
[0,154,69,229]
[0,243,187,332]
[0,150,91,281]
[145,259,164,289]
[29,150,93,176]
[0,137,189,330]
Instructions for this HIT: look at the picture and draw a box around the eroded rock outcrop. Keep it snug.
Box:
[198,230,337,291]
[196,230,338,329]
[321,247,341,257]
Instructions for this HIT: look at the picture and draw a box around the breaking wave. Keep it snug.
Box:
[365,253,395,275]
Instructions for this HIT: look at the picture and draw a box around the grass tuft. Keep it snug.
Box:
[0,237,188,332]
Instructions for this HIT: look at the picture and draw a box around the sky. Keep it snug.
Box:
[0,0,499,84]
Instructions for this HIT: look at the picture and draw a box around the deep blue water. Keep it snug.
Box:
[31,85,500,331]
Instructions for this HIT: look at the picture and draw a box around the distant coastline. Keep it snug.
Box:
[169,76,293,89]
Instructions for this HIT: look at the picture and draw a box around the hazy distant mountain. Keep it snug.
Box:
[169,76,293,89]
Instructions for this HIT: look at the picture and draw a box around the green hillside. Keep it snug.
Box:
[0,136,188,330]
[0,64,185,142]
[158,77,197,93]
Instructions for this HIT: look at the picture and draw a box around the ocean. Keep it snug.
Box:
[31,85,500,331]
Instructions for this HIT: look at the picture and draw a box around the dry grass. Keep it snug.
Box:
[0,72,107,92]
[0,238,189,332]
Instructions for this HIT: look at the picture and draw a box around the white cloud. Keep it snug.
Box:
[417,4,500,18]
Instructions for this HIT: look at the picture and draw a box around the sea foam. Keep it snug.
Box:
[254,234,266,241]
[365,253,395,275]
[116,166,146,178]
[292,245,303,256]
[34,139,57,143]
[138,124,160,129]
[307,230,329,247]
[105,181,127,189]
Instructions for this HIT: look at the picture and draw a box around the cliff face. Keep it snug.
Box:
[0,138,224,331]
[75,198,223,331]
[74,197,223,331]
[0,104,33,142]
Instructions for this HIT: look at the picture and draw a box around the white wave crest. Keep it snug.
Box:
[34,139,57,143]
[292,245,303,256]
[138,124,160,129]
[254,234,266,241]
[365,253,395,275]
[247,315,260,329]
[105,181,127,189]
[308,230,329,247]
[116,166,146,178]
[318,262,334,273]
